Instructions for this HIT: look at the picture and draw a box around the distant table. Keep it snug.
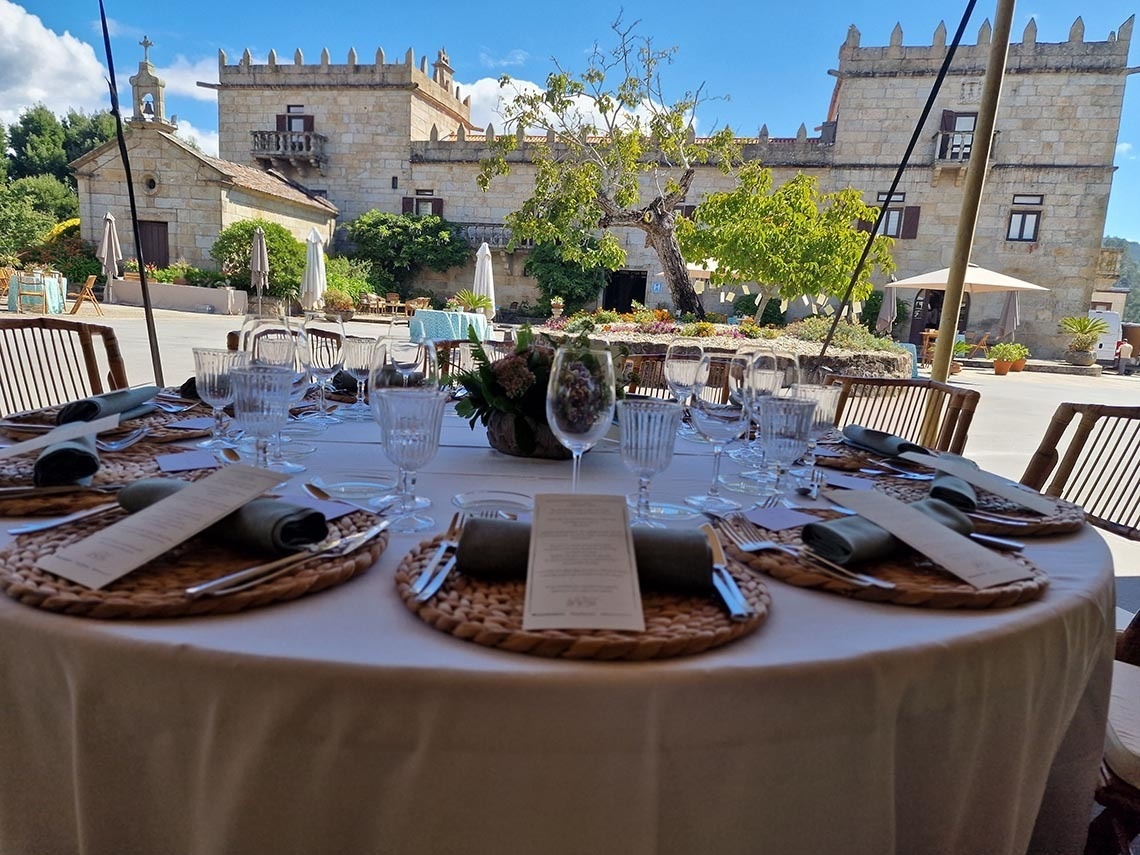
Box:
[8,275,67,314]
[409,309,490,343]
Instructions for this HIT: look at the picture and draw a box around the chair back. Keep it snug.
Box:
[1020,402,1140,541]
[623,354,673,400]
[824,374,980,454]
[0,317,129,415]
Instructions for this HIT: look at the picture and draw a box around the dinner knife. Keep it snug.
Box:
[184,519,390,598]
[416,553,458,602]
[7,502,119,534]
[699,523,755,622]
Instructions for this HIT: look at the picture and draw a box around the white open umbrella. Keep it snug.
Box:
[473,242,496,319]
[300,227,326,311]
[889,263,1048,295]
[250,227,270,308]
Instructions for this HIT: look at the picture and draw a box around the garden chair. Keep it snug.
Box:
[963,332,990,358]
[0,317,128,416]
[68,275,104,316]
[384,293,406,317]
[823,374,980,454]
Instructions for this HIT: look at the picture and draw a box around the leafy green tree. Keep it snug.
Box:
[8,105,67,183]
[0,125,8,183]
[8,175,78,221]
[62,110,116,166]
[477,18,738,318]
[0,186,54,260]
[210,219,306,299]
[523,240,608,313]
[676,165,895,315]
[344,211,471,292]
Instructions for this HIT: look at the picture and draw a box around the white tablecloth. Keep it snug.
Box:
[0,414,1114,854]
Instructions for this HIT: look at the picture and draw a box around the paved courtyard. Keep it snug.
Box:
[41,303,1140,602]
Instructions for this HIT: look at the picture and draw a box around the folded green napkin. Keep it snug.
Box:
[929,474,977,511]
[455,518,714,596]
[118,478,328,556]
[801,497,973,565]
[57,385,161,425]
[33,434,99,487]
[842,424,931,458]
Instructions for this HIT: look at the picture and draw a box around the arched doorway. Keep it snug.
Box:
[907,290,971,347]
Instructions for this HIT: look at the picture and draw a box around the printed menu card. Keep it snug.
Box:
[523,494,645,631]
[898,452,1057,515]
[36,465,285,590]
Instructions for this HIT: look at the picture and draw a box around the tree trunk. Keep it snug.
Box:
[645,225,704,318]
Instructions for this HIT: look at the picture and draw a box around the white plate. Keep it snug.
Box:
[451,490,534,512]
[312,472,397,499]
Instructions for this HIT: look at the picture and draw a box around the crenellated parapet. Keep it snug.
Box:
[215,45,470,114]
[837,15,1134,77]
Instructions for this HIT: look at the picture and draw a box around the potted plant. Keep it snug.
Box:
[988,341,1021,375]
[452,288,494,316]
[550,295,565,319]
[1059,316,1109,366]
[1009,343,1031,372]
[950,340,969,374]
[322,288,355,321]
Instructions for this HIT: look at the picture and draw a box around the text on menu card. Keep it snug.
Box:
[36,465,286,590]
[523,494,645,631]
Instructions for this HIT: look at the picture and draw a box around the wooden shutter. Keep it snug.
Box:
[276,115,287,132]
[430,199,444,217]
[939,110,957,132]
[855,219,873,233]
[302,115,314,132]
[401,197,414,214]
[900,207,921,240]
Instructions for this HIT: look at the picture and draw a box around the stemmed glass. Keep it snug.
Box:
[788,382,842,472]
[618,399,683,527]
[247,337,311,474]
[370,387,448,532]
[727,348,800,492]
[342,335,379,420]
[546,346,616,493]
[193,347,249,449]
[389,339,438,387]
[298,313,345,424]
[664,340,709,436]
[755,396,817,501]
[229,366,295,470]
[684,356,750,512]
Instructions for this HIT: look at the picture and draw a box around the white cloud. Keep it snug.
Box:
[1118,141,1135,160]
[172,118,219,156]
[478,49,528,69]
[91,17,143,40]
[154,55,219,102]
[0,0,108,125]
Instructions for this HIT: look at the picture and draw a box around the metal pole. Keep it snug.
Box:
[929,0,1016,383]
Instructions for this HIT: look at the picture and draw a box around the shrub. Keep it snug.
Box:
[210,219,305,299]
[20,218,100,284]
[678,321,717,338]
[786,316,899,352]
[452,288,494,312]
[1058,315,1109,352]
[988,341,1022,362]
[325,255,374,302]
[323,288,355,312]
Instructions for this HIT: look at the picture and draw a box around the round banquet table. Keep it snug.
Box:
[0,411,1114,855]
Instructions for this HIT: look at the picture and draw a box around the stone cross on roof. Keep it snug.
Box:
[140,35,153,63]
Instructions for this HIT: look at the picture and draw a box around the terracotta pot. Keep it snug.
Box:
[949,361,962,375]
[486,411,572,460]
[993,360,1012,376]
[1010,358,1027,372]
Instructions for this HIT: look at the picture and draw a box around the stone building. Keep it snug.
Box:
[72,41,337,272]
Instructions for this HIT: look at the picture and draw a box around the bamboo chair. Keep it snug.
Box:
[68,275,104,316]
[823,375,981,454]
[1020,403,1140,541]
[623,354,731,404]
[384,293,407,317]
[435,339,474,378]
[14,272,48,314]
[0,317,129,416]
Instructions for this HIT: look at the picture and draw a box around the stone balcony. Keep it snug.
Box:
[250,130,328,171]
[455,222,533,250]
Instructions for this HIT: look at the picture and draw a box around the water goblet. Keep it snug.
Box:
[370,387,448,533]
[247,336,310,474]
[684,364,750,513]
[755,395,817,501]
[546,347,616,493]
[342,335,380,420]
[388,339,440,387]
[367,344,431,512]
[787,382,842,471]
[664,339,709,436]
[193,347,250,449]
[618,399,683,527]
[298,313,345,424]
[230,366,295,470]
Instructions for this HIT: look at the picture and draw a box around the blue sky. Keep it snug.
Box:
[6,0,1138,241]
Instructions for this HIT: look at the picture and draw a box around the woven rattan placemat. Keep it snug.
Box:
[0,406,212,444]
[0,509,386,619]
[394,537,771,660]
[720,513,1049,609]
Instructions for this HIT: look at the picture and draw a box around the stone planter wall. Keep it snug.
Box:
[108,279,248,315]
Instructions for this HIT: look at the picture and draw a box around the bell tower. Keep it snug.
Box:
[128,36,175,129]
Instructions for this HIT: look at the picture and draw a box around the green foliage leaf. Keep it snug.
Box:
[344,210,471,291]
[209,219,306,299]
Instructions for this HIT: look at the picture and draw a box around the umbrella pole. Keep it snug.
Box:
[930,0,1015,387]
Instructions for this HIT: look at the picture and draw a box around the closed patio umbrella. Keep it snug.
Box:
[300,227,326,311]
[250,226,270,310]
[96,212,122,301]
[997,291,1021,340]
[473,242,496,319]
[875,285,898,335]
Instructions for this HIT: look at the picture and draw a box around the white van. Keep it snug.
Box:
[1089,310,1122,363]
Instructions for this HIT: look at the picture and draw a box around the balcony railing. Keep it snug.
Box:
[1098,247,1125,281]
[936,131,974,162]
[250,131,328,169]
[455,222,533,250]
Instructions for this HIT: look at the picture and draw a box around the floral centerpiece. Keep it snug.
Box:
[453,326,625,459]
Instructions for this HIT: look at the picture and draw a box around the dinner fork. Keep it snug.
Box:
[95,428,149,452]
[415,510,504,602]
[412,512,463,596]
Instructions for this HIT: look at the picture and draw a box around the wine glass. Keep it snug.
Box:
[342,335,379,420]
[229,366,295,470]
[755,396,817,500]
[727,348,800,493]
[388,339,439,387]
[788,382,842,472]
[298,313,345,424]
[618,399,683,527]
[685,357,751,512]
[664,339,709,436]
[546,347,616,493]
[193,347,250,449]
[370,387,448,532]
[367,344,430,513]
[246,336,311,474]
